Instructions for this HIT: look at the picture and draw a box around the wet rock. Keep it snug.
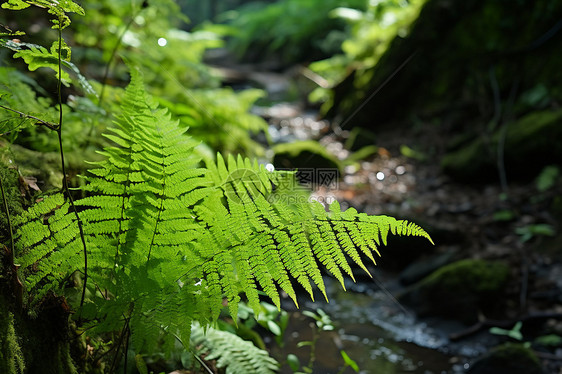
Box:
[399,251,456,286]
[467,343,544,374]
[399,259,510,323]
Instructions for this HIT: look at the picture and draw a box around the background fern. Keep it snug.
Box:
[191,322,280,374]
[13,68,432,358]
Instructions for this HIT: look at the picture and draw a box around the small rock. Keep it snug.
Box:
[467,343,544,374]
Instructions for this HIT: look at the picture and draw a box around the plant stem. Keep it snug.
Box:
[0,173,14,268]
[0,171,23,311]
[98,6,142,107]
[0,104,60,131]
[306,324,318,372]
[55,23,89,312]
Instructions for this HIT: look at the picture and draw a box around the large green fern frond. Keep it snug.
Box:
[13,67,432,359]
[194,153,433,318]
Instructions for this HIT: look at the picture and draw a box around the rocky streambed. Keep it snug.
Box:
[253,100,562,373]
[209,57,562,373]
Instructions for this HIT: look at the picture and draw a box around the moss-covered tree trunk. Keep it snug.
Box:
[1,166,79,374]
[1,256,79,374]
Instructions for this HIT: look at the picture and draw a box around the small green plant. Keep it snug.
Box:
[309,0,428,111]
[288,309,359,374]
[535,165,560,192]
[191,323,281,374]
[490,321,524,341]
[515,223,555,242]
[234,301,290,347]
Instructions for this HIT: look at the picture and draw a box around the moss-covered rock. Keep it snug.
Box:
[273,140,342,171]
[467,343,543,374]
[399,259,510,323]
[442,109,562,182]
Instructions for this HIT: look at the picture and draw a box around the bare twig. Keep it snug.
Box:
[98,3,146,107]
[449,313,562,341]
[0,104,60,131]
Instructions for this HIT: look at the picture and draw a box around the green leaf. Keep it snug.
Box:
[2,0,84,29]
[536,165,560,192]
[267,320,282,336]
[135,354,149,374]
[489,322,523,341]
[13,43,71,84]
[287,354,300,372]
[1,0,30,10]
[340,350,359,372]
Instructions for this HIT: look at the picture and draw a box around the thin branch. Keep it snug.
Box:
[194,354,215,374]
[109,316,131,373]
[0,174,14,266]
[54,22,89,313]
[0,104,60,131]
[449,312,562,341]
[0,172,23,307]
[98,2,146,107]
[0,163,23,312]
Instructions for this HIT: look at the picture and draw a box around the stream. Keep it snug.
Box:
[272,274,496,374]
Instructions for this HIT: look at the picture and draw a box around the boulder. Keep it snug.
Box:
[467,343,544,374]
[399,259,510,323]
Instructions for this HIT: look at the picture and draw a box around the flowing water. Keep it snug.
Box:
[271,275,494,373]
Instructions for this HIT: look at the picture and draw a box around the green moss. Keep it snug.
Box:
[0,164,24,237]
[0,296,26,374]
[421,259,510,294]
[401,259,510,322]
[492,343,539,363]
[273,140,342,171]
[1,258,77,374]
[468,343,543,374]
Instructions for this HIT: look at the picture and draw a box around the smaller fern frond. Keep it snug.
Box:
[13,193,84,301]
[191,323,279,374]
